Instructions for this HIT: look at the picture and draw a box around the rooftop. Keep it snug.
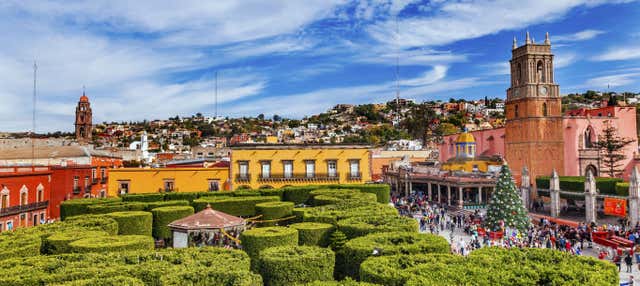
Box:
[168,205,245,231]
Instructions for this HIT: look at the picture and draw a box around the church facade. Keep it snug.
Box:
[439,33,639,183]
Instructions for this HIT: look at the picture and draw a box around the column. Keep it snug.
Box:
[447,185,451,206]
[520,167,530,210]
[550,169,560,218]
[427,183,432,201]
[404,174,410,197]
[584,169,598,225]
[628,167,640,227]
[436,184,441,203]
[458,187,464,208]
[409,181,413,196]
[478,187,483,204]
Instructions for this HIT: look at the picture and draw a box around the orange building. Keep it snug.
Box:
[0,166,52,231]
[505,33,564,183]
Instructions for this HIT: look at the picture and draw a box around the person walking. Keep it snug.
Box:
[626,253,634,273]
[614,253,622,272]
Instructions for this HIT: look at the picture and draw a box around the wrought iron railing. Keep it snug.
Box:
[347,172,362,180]
[257,173,340,182]
[235,174,251,182]
[0,201,48,217]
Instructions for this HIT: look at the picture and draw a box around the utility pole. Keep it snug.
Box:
[394,16,401,126]
[215,71,218,119]
[32,61,37,166]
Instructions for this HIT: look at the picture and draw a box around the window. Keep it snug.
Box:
[40,213,45,224]
[33,214,38,226]
[164,180,175,192]
[283,161,293,178]
[238,161,249,179]
[0,222,3,233]
[327,160,337,177]
[20,187,28,206]
[84,176,89,187]
[305,160,316,178]
[91,168,96,180]
[73,176,79,189]
[37,188,44,203]
[261,161,271,179]
[349,160,360,178]
[542,103,547,117]
[100,168,106,179]
[118,181,130,194]
[516,63,522,85]
[6,221,12,231]
[99,190,106,198]
[196,152,203,158]
[1,189,9,209]
[537,60,545,83]
[514,105,519,118]
[208,180,220,192]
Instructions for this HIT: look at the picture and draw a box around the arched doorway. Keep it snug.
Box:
[585,164,598,177]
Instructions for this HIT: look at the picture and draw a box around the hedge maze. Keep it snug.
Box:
[0,183,617,285]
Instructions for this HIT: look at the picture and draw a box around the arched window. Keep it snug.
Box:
[585,126,595,148]
[516,63,522,85]
[542,103,548,117]
[537,61,545,83]
[515,105,519,118]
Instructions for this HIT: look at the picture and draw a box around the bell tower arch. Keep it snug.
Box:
[75,90,93,144]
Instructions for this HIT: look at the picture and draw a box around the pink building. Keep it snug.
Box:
[438,106,639,180]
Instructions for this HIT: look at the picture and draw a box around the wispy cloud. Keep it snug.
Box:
[585,72,640,88]
[592,46,640,61]
[552,29,605,43]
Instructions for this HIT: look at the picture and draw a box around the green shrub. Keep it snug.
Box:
[293,207,312,223]
[43,230,109,254]
[312,193,377,207]
[303,204,398,226]
[192,196,280,216]
[163,192,202,202]
[63,215,119,235]
[339,232,449,279]
[86,202,147,214]
[299,279,379,286]
[144,200,190,211]
[68,235,154,253]
[256,201,295,226]
[50,276,146,286]
[289,222,335,247]
[536,176,623,194]
[324,184,391,203]
[159,267,263,286]
[121,193,165,202]
[240,226,298,270]
[233,190,262,197]
[283,185,322,204]
[151,206,194,239]
[0,232,42,261]
[259,246,335,286]
[259,188,285,199]
[106,211,153,236]
[60,197,122,220]
[616,182,630,196]
[337,215,418,239]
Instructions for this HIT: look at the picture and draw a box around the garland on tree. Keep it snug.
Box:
[485,163,530,232]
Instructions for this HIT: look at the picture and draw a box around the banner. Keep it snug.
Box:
[604,198,627,217]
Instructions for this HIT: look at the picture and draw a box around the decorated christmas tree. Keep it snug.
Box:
[485,163,530,232]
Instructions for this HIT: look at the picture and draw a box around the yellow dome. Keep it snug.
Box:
[456,132,475,143]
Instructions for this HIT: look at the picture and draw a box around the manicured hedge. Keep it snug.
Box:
[303,204,399,226]
[43,230,109,254]
[164,192,202,202]
[339,232,449,279]
[325,184,391,203]
[151,206,195,239]
[233,190,263,197]
[240,226,299,270]
[337,215,419,239]
[51,276,146,286]
[106,211,153,236]
[359,248,618,286]
[86,202,147,214]
[256,201,295,226]
[284,185,322,204]
[62,215,120,236]
[313,193,377,207]
[259,188,286,199]
[300,279,379,286]
[192,196,280,216]
[0,232,42,261]
[616,182,630,196]
[68,235,154,253]
[536,176,623,195]
[289,222,335,247]
[259,246,335,286]
[0,247,258,285]
[121,193,165,202]
[60,197,122,220]
[293,207,312,223]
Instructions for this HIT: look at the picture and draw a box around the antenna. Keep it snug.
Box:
[394,15,400,126]
[32,61,37,166]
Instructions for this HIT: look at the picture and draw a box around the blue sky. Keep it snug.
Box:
[0,0,639,132]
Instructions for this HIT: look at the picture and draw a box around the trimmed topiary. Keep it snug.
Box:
[0,232,42,260]
[68,235,154,253]
[144,200,190,211]
[43,230,109,254]
[289,222,335,247]
[121,193,165,202]
[60,197,122,220]
[240,226,298,271]
[86,202,147,214]
[106,211,153,236]
[312,192,377,207]
[339,232,449,279]
[283,185,322,204]
[192,196,280,216]
[300,279,379,286]
[62,215,119,235]
[50,276,146,286]
[303,204,399,225]
[259,188,285,199]
[337,215,418,239]
[259,246,335,286]
[163,192,202,202]
[151,206,194,239]
[256,201,295,226]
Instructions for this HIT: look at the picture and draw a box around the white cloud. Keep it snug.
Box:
[555,52,577,68]
[592,46,640,61]
[552,29,605,43]
[585,72,640,88]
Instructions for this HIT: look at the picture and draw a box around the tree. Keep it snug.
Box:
[593,121,635,177]
[401,103,438,145]
[485,164,530,232]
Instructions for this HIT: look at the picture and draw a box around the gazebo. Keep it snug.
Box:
[168,204,246,248]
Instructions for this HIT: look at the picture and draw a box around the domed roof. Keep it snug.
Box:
[80,93,89,102]
[456,132,475,143]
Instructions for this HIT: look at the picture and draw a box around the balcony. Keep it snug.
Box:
[0,201,48,217]
[158,188,177,193]
[100,177,108,184]
[73,187,81,195]
[347,172,362,181]
[235,174,251,183]
[257,173,340,182]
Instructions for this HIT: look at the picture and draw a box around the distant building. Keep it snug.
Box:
[0,166,51,231]
[75,91,93,144]
[441,132,502,173]
[107,167,230,196]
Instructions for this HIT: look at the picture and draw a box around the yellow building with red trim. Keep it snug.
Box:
[107,167,230,196]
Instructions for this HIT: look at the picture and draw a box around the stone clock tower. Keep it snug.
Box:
[75,91,93,144]
[505,32,564,186]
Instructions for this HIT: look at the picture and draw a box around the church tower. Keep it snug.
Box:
[75,91,93,144]
[505,32,564,185]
